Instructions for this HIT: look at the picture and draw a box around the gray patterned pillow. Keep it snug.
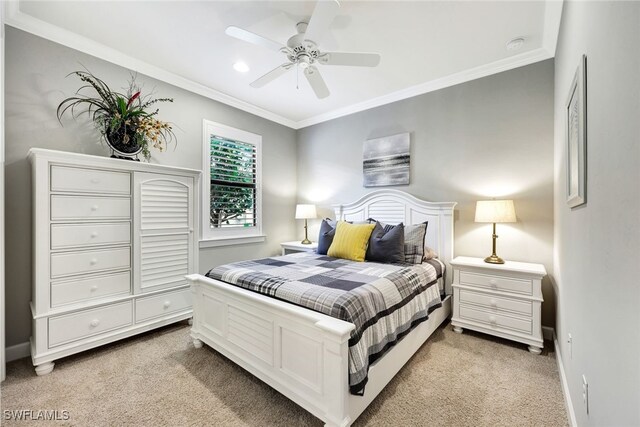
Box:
[403,222,428,264]
[376,220,428,264]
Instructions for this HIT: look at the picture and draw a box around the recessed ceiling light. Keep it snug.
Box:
[506,37,525,51]
[233,61,250,73]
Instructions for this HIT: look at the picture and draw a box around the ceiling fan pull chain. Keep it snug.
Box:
[296,63,299,90]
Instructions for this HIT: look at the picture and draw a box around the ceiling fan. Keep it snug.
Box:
[225,0,381,99]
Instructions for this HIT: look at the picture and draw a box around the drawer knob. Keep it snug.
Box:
[163,301,171,309]
[90,178,100,184]
[90,285,98,292]
[90,231,99,238]
[490,299,497,308]
[489,279,497,287]
[91,205,99,211]
[489,315,497,325]
[90,258,98,265]
[90,319,100,328]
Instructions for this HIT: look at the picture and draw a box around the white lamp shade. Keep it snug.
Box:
[475,200,516,223]
[295,204,317,219]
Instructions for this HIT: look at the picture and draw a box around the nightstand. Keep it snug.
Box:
[280,241,318,256]
[450,256,546,354]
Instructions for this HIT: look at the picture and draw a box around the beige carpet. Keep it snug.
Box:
[2,321,567,426]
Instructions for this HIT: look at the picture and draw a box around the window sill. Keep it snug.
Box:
[199,235,266,248]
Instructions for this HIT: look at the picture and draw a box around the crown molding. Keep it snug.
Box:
[4,0,562,131]
[3,2,298,129]
[542,0,564,57]
[295,47,553,129]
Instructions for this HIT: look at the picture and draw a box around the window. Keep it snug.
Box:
[201,120,263,246]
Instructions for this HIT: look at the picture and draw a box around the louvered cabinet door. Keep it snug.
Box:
[133,173,195,293]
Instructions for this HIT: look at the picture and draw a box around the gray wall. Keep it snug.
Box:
[4,27,298,347]
[553,2,640,425]
[297,60,556,327]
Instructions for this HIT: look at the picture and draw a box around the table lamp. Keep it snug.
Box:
[295,204,317,244]
[475,200,516,264]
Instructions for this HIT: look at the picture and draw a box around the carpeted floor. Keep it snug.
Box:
[2,321,568,426]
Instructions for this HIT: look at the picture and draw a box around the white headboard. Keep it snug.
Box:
[333,189,456,293]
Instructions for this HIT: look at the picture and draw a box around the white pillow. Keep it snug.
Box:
[423,246,438,260]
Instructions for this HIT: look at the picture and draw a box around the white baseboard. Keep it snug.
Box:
[542,326,554,341]
[553,331,577,427]
[6,341,30,362]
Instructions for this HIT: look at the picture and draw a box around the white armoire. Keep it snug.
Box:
[29,149,200,375]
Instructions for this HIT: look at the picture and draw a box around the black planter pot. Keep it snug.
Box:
[105,125,143,160]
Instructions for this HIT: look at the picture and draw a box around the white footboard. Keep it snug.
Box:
[187,273,355,426]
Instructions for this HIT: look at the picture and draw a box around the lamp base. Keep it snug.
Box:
[484,254,505,264]
[300,238,312,245]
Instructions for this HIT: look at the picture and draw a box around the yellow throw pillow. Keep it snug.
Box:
[327,221,376,262]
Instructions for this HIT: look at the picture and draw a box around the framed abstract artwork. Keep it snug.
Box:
[363,132,410,187]
[566,55,587,208]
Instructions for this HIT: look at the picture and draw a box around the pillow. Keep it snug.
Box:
[366,222,405,263]
[402,222,429,264]
[327,221,376,262]
[423,246,438,260]
[373,220,428,264]
[316,218,338,255]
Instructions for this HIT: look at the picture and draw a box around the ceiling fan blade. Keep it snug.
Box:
[319,52,381,67]
[250,63,294,88]
[304,0,340,45]
[304,66,330,99]
[225,26,285,53]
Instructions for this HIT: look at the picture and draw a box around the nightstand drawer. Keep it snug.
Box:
[459,289,533,316]
[459,304,532,334]
[459,271,532,295]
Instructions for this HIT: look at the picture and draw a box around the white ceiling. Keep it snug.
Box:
[8,1,562,129]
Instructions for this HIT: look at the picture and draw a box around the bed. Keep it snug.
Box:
[187,190,456,426]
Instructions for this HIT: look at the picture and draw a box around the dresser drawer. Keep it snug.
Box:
[48,301,133,347]
[135,289,192,323]
[459,304,532,334]
[51,166,130,195]
[459,289,533,316]
[51,195,130,221]
[51,271,131,307]
[459,271,532,295]
[51,222,131,250]
[51,247,130,278]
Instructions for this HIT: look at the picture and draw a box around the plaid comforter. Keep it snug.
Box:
[206,252,443,395]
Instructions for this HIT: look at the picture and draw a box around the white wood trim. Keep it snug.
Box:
[553,330,577,427]
[201,120,263,244]
[542,0,564,57]
[295,48,552,129]
[4,1,563,130]
[199,235,266,248]
[3,3,297,129]
[6,342,30,363]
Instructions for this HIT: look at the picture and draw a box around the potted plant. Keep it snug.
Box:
[57,70,176,161]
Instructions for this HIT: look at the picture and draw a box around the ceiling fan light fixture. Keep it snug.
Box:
[233,61,250,73]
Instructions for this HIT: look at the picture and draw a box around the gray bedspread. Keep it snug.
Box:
[206,252,443,395]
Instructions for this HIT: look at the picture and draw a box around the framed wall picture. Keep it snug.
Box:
[566,55,587,208]
[363,132,410,187]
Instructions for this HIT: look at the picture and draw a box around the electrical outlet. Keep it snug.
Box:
[567,333,573,360]
[582,375,589,415]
